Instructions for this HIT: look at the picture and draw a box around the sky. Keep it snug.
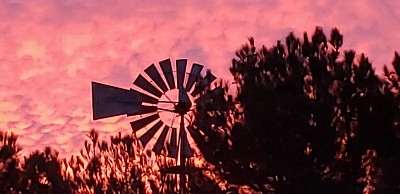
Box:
[1,0,400,157]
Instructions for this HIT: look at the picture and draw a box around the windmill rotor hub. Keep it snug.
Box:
[174,100,192,114]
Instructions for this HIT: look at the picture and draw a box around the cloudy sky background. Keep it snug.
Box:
[1,0,400,157]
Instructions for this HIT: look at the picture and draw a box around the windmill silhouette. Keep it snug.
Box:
[91,58,219,193]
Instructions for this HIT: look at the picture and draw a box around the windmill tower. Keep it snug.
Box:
[91,58,219,193]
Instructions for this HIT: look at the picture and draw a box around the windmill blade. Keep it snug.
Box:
[130,114,160,132]
[186,63,203,91]
[180,126,194,158]
[176,59,187,89]
[167,128,178,158]
[145,64,168,92]
[139,120,163,147]
[133,74,163,97]
[179,88,190,104]
[127,105,157,116]
[191,71,216,96]
[92,82,141,120]
[152,125,169,154]
[159,59,176,90]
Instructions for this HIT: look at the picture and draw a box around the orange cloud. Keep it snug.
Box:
[1,0,400,157]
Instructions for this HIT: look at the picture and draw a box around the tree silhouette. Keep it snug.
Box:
[0,132,22,193]
[21,147,71,193]
[192,27,400,194]
[64,129,222,193]
[0,129,223,193]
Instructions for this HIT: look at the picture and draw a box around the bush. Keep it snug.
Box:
[0,129,222,194]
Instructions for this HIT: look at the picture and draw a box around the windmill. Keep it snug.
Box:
[91,58,221,193]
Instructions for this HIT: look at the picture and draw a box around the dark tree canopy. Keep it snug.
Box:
[192,27,400,194]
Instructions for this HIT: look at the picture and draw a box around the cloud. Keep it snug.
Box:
[1,0,400,157]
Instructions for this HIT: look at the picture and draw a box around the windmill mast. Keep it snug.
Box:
[179,114,186,194]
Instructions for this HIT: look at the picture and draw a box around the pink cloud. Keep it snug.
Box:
[1,0,400,157]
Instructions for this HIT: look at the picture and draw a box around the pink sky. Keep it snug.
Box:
[1,0,400,157]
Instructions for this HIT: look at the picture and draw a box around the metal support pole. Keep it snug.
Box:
[179,114,186,194]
